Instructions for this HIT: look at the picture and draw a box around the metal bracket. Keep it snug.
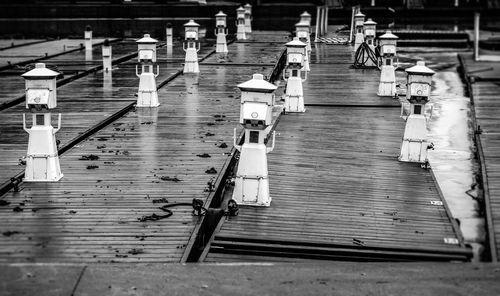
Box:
[135,65,140,78]
[233,128,242,152]
[154,65,160,78]
[266,131,276,153]
[22,113,28,133]
[53,113,62,134]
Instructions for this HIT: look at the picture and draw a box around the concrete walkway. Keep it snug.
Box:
[1,262,499,296]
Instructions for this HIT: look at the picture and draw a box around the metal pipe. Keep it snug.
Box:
[324,6,329,34]
[474,12,480,61]
[315,6,321,41]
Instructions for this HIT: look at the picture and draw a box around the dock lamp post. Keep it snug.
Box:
[377,31,399,97]
[236,6,247,40]
[232,74,277,207]
[244,3,252,33]
[399,61,435,163]
[283,37,308,113]
[84,25,92,52]
[102,39,112,73]
[363,19,377,50]
[295,21,312,54]
[295,21,311,72]
[353,12,365,52]
[183,19,201,73]
[363,19,377,66]
[22,63,63,182]
[215,11,229,54]
[136,34,159,107]
[300,11,312,26]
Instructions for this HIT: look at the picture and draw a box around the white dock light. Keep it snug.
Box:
[244,3,252,33]
[22,63,63,182]
[136,34,160,107]
[183,19,201,73]
[283,37,308,113]
[215,11,229,55]
[232,74,277,207]
[236,6,247,40]
[353,12,365,52]
[377,30,399,97]
[399,61,436,163]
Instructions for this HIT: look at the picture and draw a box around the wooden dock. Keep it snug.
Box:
[203,45,472,262]
[0,39,213,184]
[459,54,500,262]
[0,38,112,70]
[0,33,287,263]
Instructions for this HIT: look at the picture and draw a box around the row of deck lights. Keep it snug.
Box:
[19,5,255,182]
[355,10,436,163]
[19,9,432,205]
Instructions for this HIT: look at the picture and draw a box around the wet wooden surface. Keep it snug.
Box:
[0,33,287,263]
[0,40,135,105]
[205,44,468,262]
[460,54,500,261]
[0,39,46,50]
[0,40,212,183]
[0,38,111,68]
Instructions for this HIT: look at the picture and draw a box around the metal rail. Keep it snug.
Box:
[209,236,472,262]
[182,48,288,263]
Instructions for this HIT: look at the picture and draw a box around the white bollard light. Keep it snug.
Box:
[295,21,311,72]
[215,11,229,54]
[399,61,435,163]
[353,12,365,52]
[236,6,247,40]
[166,23,173,47]
[22,63,63,182]
[183,19,201,73]
[102,39,112,72]
[283,37,308,113]
[244,3,252,33]
[233,74,277,207]
[300,11,312,26]
[136,34,160,107]
[363,18,377,67]
[295,21,311,53]
[84,25,92,52]
[377,31,399,97]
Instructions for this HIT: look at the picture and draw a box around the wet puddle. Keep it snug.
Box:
[427,69,485,260]
[396,49,485,259]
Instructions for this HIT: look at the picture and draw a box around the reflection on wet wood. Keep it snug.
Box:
[0,34,286,263]
[460,53,500,262]
[205,43,470,262]
[0,40,213,182]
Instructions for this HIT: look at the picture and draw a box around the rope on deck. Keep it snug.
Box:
[353,42,378,69]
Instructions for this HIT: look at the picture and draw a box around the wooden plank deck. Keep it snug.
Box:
[0,40,135,105]
[204,44,471,262]
[0,38,111,69]
[0,40,214,183]
[0,33,287,263]
[0,39,47,50]
[459,54,500,262]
